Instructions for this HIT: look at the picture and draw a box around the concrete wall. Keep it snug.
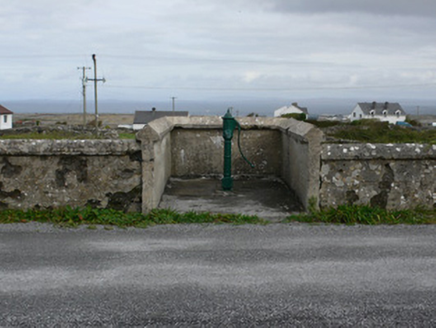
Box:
[0,139,142,211]
[137,118,173,212]
[282,121,323,210]
[320,143,436,210]
[139,116,323,212]
[171,128,282,177]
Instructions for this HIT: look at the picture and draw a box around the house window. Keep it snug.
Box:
[370,110,375,117]
[3,115,6,123]
[382,110,387,117]
[395,110,400,118]
[353,112,356,117]
[359,114,362,118]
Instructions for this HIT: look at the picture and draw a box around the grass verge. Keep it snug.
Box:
[0,206,268,228]
[284,205,436,225]
[0,205,434,228]
[0,131,137,140]
[0,131,106,140]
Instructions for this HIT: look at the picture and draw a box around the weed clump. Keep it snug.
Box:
[285,205,436,225]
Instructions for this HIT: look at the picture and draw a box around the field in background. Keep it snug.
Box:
[13,113,134,128]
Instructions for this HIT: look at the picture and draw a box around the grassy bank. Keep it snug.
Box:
[0,206,268,228]
[0,205,435,228]
[0,131,136,140]
[307,119,436,144]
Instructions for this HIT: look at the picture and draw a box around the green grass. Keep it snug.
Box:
[333,122,435,144]
[0,131,105,140]
[0,206,268,228]
[0,205,434,228]
[118,132,136,139]
[317,119,436,144]
[0,131,137,140]
[281,113,307,121]
[284,205,436,225]
[306,120,342,128]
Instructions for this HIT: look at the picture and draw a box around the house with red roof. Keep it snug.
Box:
[0,105,13,130]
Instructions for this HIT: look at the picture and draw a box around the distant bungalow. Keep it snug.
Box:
[274,102,308,119]
[0,104,13,130]
[349,102,406,124]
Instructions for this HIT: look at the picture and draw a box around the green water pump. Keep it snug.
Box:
[222,109,255,191]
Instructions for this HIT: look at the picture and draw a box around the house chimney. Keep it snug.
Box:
[292,102,298,107]
[384,102,389,109]
[371,101,376,109]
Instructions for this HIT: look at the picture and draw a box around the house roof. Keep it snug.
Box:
[133,110,189,125]
[357,102,406,116]
[293,104,308,114]
[0,105,13,115]
[274,103,308,115]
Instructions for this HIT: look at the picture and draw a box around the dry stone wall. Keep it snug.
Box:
[0,140,142,211]
[320,143,436,210]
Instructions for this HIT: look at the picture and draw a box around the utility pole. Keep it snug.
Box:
[171,96,177,112]
[87,54,106,128]
[77,66,91,126]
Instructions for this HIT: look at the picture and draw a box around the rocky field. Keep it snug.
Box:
[13,113,134,128]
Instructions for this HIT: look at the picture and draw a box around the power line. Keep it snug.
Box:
[0,54,88,59]
[1,53,434,70]
[103,82,436,92]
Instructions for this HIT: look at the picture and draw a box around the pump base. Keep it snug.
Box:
[221,176,233,191]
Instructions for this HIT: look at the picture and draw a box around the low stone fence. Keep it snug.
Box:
[0,119,433,214]
[320,143,436,210]
[0,139,142,211]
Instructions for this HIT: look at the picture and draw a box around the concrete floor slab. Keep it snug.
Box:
[158,177,303,220]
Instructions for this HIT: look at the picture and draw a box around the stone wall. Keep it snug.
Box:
[139,116,323,212]
[320,143,436,209]
[2,121,432,214]
[0,140,142,211]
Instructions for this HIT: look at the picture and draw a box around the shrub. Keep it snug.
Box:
[281,113,307,121]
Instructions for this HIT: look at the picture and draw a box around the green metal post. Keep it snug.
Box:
[222,109,237,190]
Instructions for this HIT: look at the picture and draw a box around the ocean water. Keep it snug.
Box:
[2,98,435,117]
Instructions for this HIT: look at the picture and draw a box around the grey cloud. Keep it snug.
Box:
[264,0,436,17]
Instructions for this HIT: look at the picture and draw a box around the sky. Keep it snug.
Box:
[1,0,436,115]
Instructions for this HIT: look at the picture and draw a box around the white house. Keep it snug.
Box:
[274,102,308,118]
[349,102,406,124]
[0,105,13,130]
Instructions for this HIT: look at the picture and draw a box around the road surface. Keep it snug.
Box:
[1,223,435,326]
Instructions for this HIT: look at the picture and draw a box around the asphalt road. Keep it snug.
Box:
[1,223,435,327]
